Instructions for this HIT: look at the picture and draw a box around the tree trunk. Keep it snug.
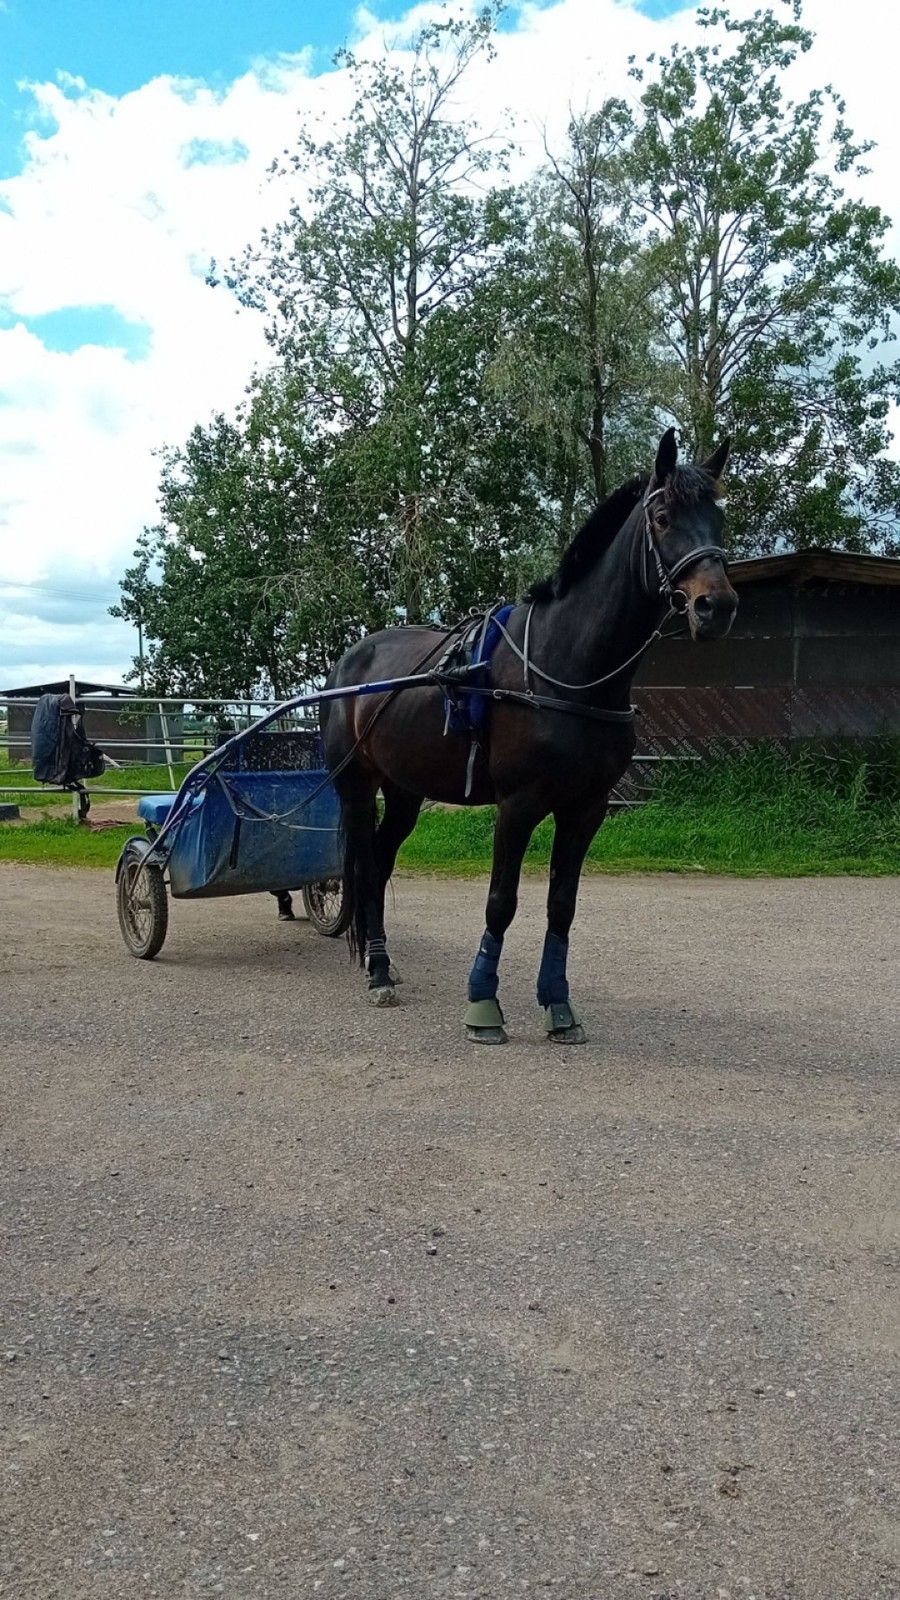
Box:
[403,492,423,623]
[558,438,579,554]
[696,230,722,457]
[582,194,607,501]
[588,374,606,501]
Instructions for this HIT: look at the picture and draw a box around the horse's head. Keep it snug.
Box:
[645,428,738,641]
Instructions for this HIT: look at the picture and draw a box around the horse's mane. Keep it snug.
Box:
[524,474,647,604]
[525,463,724,604]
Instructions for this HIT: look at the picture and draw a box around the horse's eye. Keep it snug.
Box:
[655,510,669,531]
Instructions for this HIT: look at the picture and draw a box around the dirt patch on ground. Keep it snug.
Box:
[2,797,144,826]
[1,865,897,1598]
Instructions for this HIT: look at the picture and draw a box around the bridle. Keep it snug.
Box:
[640,484,729,615]
[493,484,730,699]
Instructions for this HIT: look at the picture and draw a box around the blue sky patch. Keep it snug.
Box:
[0,1,410,105]
[0,1,695,176]
[182,136,250,168]
[0,1,395,176]
[634,0,694,16]
[11,305,151,360]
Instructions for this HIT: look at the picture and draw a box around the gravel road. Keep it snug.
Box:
[1,863,897,1599]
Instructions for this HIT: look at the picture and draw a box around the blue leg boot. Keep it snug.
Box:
[537,931,585,1044]
[465,931,507,1044]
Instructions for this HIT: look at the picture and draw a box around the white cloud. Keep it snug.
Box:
[0,0,897,683]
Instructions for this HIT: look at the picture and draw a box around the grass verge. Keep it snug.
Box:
[1,744,898,877]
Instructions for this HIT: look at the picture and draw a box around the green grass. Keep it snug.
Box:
[1,743,898,877]
[0,818,136,868]
[396,742,900,877]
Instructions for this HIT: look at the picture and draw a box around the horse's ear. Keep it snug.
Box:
[654,427,678,483]
[700,436,731,479]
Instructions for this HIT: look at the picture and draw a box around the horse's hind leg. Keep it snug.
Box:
[466,792,545,1045]
[538,799,608,1044]
[339,772,399,1007]
[374,782,422,980]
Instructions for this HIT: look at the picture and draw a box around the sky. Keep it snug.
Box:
[0,0,896,688]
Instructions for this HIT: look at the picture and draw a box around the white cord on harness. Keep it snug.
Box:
[493,603,676,695]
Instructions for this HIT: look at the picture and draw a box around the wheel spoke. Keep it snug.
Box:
[303,877,348,936]
[127,869,154,938]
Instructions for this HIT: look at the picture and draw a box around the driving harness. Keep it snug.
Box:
[435,487,729,795]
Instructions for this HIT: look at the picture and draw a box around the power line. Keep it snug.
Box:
[0,578,122,605]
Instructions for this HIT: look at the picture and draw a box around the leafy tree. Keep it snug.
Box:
[116,8,558,694]
[226,5,548,622]
[629,1,900,554]
[117,0,900,699]
[112,376,385,698]
[490,104,672,550]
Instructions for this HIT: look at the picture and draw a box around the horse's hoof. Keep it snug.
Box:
[368,982,398,1008]
[464,998,507,1044]
[543,1002,586,1045]
[277,910,296,922]
[466,1024,508,1045]
[547,1023,586,1045]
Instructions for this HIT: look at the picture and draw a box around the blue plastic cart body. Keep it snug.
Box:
[137,769,343,900]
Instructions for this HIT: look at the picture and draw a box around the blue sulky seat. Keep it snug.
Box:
[138,793,177,826]
[137,793,204,832]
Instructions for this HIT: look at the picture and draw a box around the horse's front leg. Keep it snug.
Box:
[539,799,609,1044]
[466,792,545,1045]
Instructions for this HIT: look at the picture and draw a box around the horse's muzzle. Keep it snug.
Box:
[688,590,738,640]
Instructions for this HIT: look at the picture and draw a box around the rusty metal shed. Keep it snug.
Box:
[633,547,900,752]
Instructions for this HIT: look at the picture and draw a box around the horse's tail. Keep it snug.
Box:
[338,802,365,966]
[321,675,365,966]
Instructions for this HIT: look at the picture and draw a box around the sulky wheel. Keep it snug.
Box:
[116,845,169,959]
[302,877,352,938]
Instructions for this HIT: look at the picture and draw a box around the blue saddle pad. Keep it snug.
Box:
[444,604,514,735]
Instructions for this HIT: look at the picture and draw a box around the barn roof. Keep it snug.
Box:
[1,679,137,698]
[729,547,900,588]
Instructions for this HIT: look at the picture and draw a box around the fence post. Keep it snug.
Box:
[158,701,176,790]
[69,671,80,824]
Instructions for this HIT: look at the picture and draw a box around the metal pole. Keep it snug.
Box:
[137,608,146,692]
[69,671,80,824]
[158,701,176,790]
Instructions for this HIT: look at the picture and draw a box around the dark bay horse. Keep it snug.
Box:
[321,429,737,1043]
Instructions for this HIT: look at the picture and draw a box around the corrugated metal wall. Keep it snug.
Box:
[633,686,900,757]
[632,576,900,754]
